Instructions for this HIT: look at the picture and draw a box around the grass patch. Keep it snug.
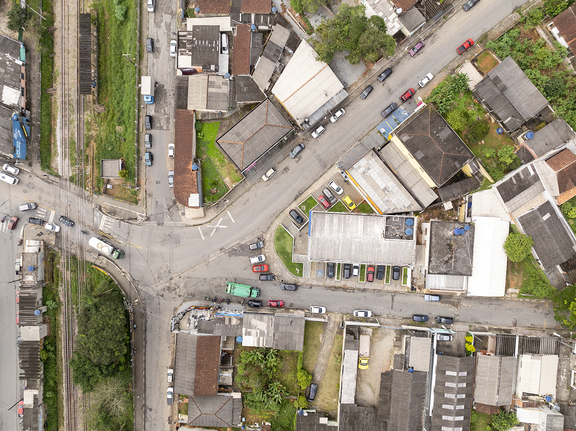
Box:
[385,265,391,283]
[111,185,139,204]
[39,0,55,171]
[475,51,499,74]
[356,202,373,214]
[274,225,304,277]
[518,257,555,298]
[336,263,341,280]
[328,201,347,213]
[270,401,297,431]
[359,264,366,282]
[471,410,491,431]
[94,0,138,183]
[402,267,408,285]
[299,196,318,214]
[315,333,343,415]
[303,322,324,373]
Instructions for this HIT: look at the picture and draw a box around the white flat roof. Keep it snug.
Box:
[470,189,510,221]
[186,17,232,32]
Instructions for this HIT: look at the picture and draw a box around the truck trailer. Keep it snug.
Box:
[226,282,260,298]
[88,237,125,259]
[141,76,155,104]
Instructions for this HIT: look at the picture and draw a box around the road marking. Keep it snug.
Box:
[227,210,235,224]
[48,210,55,223]
[125,241,144,250]
[198,227,205,241]
[207,217,227,236]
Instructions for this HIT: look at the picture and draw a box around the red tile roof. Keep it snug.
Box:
[241,0,271,13]
[194,336,221,396]
[546,148,576,172]
[195,0,231,14]
[174,110,199,207]
[390,0,418,12]
[232,25,251,75]
[553,5,576,55]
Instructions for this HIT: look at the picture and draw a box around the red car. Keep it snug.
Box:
[400,88,415,102]
[457,39,474,54]
[252,264,269,273]
[8,216,18,230]
[367,266,375,282]
[268,300,284,308]
[318,195,331,209]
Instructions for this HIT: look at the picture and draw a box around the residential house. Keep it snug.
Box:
[515,118,575,164]
[552,4,576,56]
[474,355,516,409]
[516,354,559,399]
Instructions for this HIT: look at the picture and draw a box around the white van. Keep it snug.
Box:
[147,0,155,12]
[19,203,38,211]
[0,172,19,185]
[221,33,229,54]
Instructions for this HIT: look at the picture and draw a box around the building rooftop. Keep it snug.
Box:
[339,404,381,431]
[470,189,509,221]
[195,0,231,14]
[173,109,200,208]
[234,75,265,105]
[178,26,221,72]
[232,24,252,75]
[194,335,221,396]
[187,74,229,112]
[408,336,432,372]
[340,350,359,404]
[241,0,271,13]
[553,4,576,60]
[517,118,575,163]
[495,165,544,214]
[308,212,416,265]
[474,355,516,407]
[515,354,558,398]
[273,315,305,351]
[378,370,427,431]
[174,333,198,396]
[187,393,242,427]
[393,105,475,187]
[364,0,403,35]
[428,220,475,276]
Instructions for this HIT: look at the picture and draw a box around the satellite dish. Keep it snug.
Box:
[396,8,402,14]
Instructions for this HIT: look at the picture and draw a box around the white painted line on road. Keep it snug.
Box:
[208,217,228,236]
[48,211,55,223]
[198,227,205,241]
[227,210,235,224]
[98,215,108,232]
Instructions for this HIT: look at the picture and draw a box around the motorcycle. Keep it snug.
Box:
[81,230,88,235]
[1,216,6,223]
[18,239,23,246]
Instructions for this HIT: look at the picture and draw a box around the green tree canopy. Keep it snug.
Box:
[490,410,518,431]
[7,2,32,32]
[290,0,329,14]
[503,231,534,262]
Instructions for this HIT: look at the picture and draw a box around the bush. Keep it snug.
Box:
[114,4,127,20]
[468,119,490,141]
[118,169,128,179]
[294,396,308,409]
[447,110,469,131]
[504,231,534,262]
[544,77,566,100]
[297,369,312,389]
[7,2,32,31]
[544,0,571,17]
[525,8,544,28]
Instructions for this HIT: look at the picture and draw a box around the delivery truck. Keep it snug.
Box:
[141,76,155,104]
[226,282,260,298]
[89,237,125,259]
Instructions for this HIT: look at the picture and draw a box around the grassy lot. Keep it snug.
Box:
[39,0,56,172]
[299,196,318,214]
[336,263,341,280]
[94,0,138,187]
[357,202,373,214]
[303,322,325,373]
[315,333,343,416]
[359,264,366,282]
[274,225,304,277]
[328,201,347,213]
[402,267,408,285]
[471,410,491,431]
[475,51,499,74]
[111,185,139,204]
[518,257,555,298]
[385,265,391,283]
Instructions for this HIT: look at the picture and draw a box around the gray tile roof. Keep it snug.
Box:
[378,370,427,431]
[438,177,480,203]
[520,118,575,159]
[187,394,241,427]
[296,411,331,431]
[273,315,305,351]
[180,26,220,71]
[339,404,382,431]
[234,75,265,105]
[496,165,544,212]
[474,355,516,406]
[517,200,576,270]
[174,333,198,396]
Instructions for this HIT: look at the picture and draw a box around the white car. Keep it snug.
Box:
[418,73,434,88]
[329,181,343,195]
[170,40,177,57]
[167,368,174,383]
[353,310,372,318]
[310,306,326,314]
[311,125,325,138]
[329,108,345,123]
[261,168,276,182]
[3,163,20,175]
[437,334,453,341]
[45,223,61,233]
[168,170,174,188]
[167,387,174,404]
[250,254,266,264]
[168,143,175,158]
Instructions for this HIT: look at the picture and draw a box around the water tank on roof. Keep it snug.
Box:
[192,164,198,171]
[405,218,414,226]
[251,24,257,31]
[28,265,35,272]
[526,131,534,139]
[545,395,552,402]
[236,336,243,343]
[464,224,470,231]
[272,6,277,13]
[496,128,504,134]
[34,309,41,316]
[405,228,413,236]
[224,73,230,79]
[195,7,200,12]
[453,229,460,235]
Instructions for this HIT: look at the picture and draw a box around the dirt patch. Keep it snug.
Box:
[506,259,523,293]
[314,332,343,417]
[420,205,459,223]
[303,322,325,373]
[475,51,499,75]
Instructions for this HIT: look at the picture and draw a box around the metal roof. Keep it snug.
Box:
[408,336,432,372]
[495,165,544,213]
[516,354,559,398]
[470,189,509,221]
[340,350,359,404]
[519,118,575,160]
[474,355,516,407]
[174,333,198,396]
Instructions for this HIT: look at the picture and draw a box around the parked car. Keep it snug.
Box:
[343,263,352,279]
[343,195,356,210]
[170,39,177,57]
[3,163,20,175]
[268,300,284,308]
[146,38,154,52]
[360,85,373,100]
[377,68,392,82]
[457,38,474,54]
[259,274,275,281]
[8,216,19,230]
[327,262,335,278]
[167,369,174,383]
[392,266,401,280]
[261,168,276,182]
[167,387,174,404]
[366,266,375,282]
[424,294,441,302]
[168,170,174,188]
[289,209,304,225]
[376,265,385,280]
[290,143,305,158]
[436,316,454,324]
[145,151,153,166]
[462,0,480,11]
[248,300,262,307]
[318,195,331,209]
[252,264,269,272]
[400,88,416,102]
[144,133,152,149]
[308,383,318,402]
[329,108,345,123]
[418,73,434,88]
[28,217,46,226]
[329,181,343,195]
[59,216,75,227]
[45,223,61,233]
[311,125,325,139]
[310,306,326,314]
[352,264,359,277]
[144,115,152,130]
[409,40,425,56]
[168,143,175,158]
[249,240,264,250]
[412,314,429,322]
[381,102,397,118]
[19,203,37,211]
[281,282,297,291]
[353,310,372,318]
[322,188,337,204]
[249,255,266,265]
[437,334,453,341]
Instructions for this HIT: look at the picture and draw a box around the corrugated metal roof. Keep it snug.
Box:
[340,350,359,404]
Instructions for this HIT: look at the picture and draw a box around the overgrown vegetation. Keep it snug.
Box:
[39,0,55,171]
[290,0,328,13]
[7,1,32,31]
[504,231,534,262]
[313,4,395,64]
[427,73,470,115]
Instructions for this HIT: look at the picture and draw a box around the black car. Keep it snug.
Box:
[289,143,305,159]
[377,68,392,82]
[327,262,335,279]
[289,209,304,225]
[281,282,297,291]
[412,314,429,322]
[58,215,75,227]
[308,383,318,402]
[392,266,401,280]
[462,0,480,11]
[146,38,154,52]
[376,265,385,280]
[436,316,454,324]
[360,85,373,100]
[249,240,264,250]
[248,300,262,308]
[343,263,352,279]
[29,217,46,226]
[145,115,152,130]
[259,274,275,281]
[381,102,398,118]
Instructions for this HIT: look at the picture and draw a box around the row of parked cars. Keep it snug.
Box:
[326,263,402,282]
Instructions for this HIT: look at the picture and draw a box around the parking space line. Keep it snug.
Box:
[198,227,204,241]
[227,210,235,224]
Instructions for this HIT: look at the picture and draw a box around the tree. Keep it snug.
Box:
[544,77,566,100]
[447,110,469,131]
[503,231,534,262]
[297,369,312,389]
[525,8,544,28]
[118,169,128,179]
[7,2,32,32]
[544,0,571,17]
[490,410,518,431]
[290,0,328,13]
[497,146,517,165]
[468,119,490,141]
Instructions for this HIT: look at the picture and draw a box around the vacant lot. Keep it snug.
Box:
[303,322,325,373]
[314,333,342,417]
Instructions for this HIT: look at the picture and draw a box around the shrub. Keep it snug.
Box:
[294,396,308,409]
[504,231,534,262]
[544,0,571,17]
[447,109,469,131]
[525,8,544,28]
[468,119,490,141]
[118,169,128,179]
[297,369,312,389]
[114,4,127,20]
[544,77,566,100]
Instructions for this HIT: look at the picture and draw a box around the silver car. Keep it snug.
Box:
[168,170,174,188]
[418,73,434,88]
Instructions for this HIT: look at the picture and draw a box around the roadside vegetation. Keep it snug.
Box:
[328,201,347,213]
[39,0,56,172]
[274,225,304,276]
[356,202,373,214]
[299,195,317,214]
